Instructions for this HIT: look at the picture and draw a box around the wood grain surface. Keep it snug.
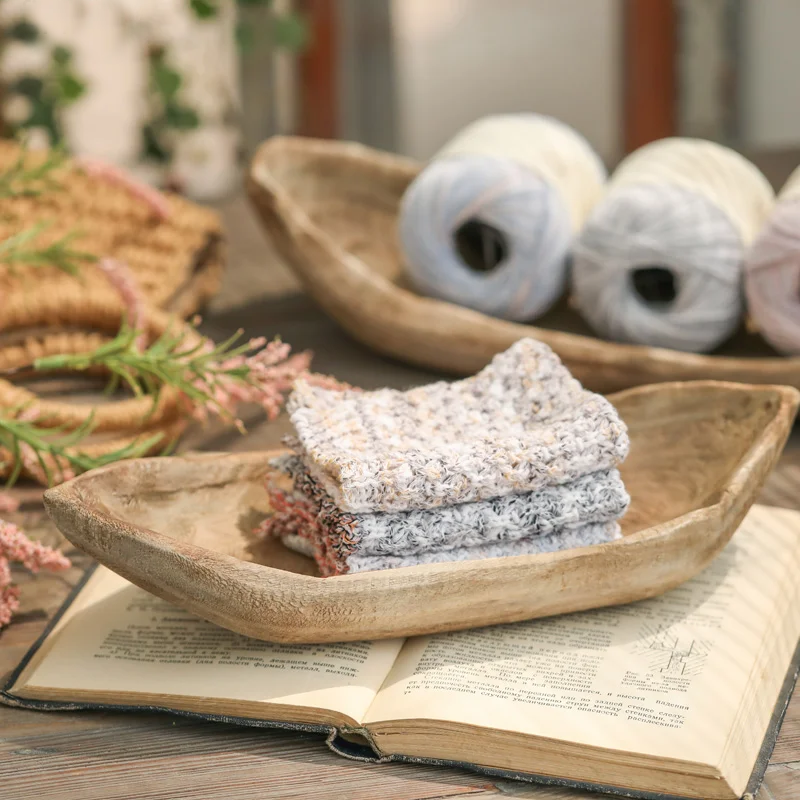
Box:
[4,192,800,798]
[42,381,799,644]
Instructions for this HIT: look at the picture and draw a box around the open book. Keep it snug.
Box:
[4,504,800,800]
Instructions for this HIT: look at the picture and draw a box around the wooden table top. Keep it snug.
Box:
[3,202,800,797]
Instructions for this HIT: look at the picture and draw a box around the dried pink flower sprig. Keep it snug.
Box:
[0,410,158,629]
[96,257,147,350]
[31,320,352,432]
[185,337,311,431]
[75,157,171,221]
[0,494,71,628]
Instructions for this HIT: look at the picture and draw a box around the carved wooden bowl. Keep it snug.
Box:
[43,381,799,643]
[248,136,800,394]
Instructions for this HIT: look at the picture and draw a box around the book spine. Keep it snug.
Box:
[326,727,385,763]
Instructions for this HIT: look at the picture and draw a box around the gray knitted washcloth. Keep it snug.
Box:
[345,522,621,572]
[288,338,630,513]
[279,522,622,574]
[276,452,629,559]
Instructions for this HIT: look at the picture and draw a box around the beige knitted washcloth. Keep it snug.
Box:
[288,338,630,513]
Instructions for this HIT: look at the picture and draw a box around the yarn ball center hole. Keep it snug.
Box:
[630,266,678,309]
[454,219,509,273]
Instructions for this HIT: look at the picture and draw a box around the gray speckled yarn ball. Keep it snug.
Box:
[572,183,745,352]
[570,138,774,353]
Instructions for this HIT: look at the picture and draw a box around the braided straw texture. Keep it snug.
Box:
[435,114,606,230]
[0,141,224,315]
[0,284,195,484]
[608,137,774,244]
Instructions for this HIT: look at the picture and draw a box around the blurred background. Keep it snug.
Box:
[2,0,799,306]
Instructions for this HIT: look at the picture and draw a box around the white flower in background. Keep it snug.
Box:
[137,0,194,47]
[24,127,52,151]
[0,0,31,25]
[60,1,148,168]
[3,94,32,125]
[114,0,162,25]
[1,42,50,80]
[165,0,239,121]
[170,125,240,201]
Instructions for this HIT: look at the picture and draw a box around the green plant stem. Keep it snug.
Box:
[34,323,255,420]
[0,146,67,199]
[0,223,96,275]
[0,412,163,488]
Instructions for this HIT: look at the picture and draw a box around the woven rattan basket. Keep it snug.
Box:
[0,141,224,319]
[0,283,194,484]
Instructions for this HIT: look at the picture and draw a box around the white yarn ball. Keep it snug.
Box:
[398,114,606,322]
[399,154,573,321]
[572,184,744,352]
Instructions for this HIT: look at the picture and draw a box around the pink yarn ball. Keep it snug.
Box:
[745,197,800,355]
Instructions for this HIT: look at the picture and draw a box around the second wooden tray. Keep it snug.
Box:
[248,136,800,394]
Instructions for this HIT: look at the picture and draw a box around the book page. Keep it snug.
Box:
[365,505,800,767]
[14,567,403,726]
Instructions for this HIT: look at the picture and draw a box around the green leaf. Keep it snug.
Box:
[153,62,182,100]
[165,105,200,130]
[273,14,308,50]
[236,22,255,53]
[237,0,272,6]
[142,123,171,163]
[13,76,44,99]
[57,73,86,103]
[51,45,72,67]
[8,19,39,42]
[190,0,219,18]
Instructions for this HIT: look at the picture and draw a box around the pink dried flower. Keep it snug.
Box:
[76,157,171,221]
[181,339,314,430]
[0,518,71,628]
[0,520,71,573]
[0,585,20,627]
[97,257,147,350]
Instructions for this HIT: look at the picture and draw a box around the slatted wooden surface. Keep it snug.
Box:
[3,196,800,798]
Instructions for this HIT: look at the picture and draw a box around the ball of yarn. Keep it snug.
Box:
[399,114,606,322]
[745,165,800,355]
[571,138,774,352]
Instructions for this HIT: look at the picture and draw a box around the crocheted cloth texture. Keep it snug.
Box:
[288,338,630,513]
[345,523,621,572]
[271,509,620,575]
[275,452,629,561]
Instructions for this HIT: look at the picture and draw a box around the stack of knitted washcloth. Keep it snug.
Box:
[263,339,630,576]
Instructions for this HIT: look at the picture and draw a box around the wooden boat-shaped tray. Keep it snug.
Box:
[43,381,799,643]
[248,136,800,394]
